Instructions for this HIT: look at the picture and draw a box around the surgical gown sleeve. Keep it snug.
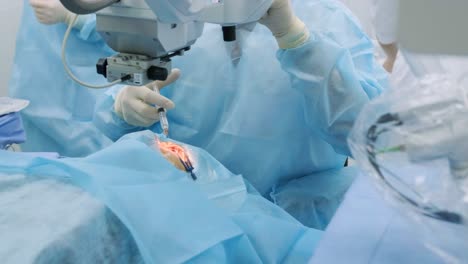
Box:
[93,85,157,141]
[277,33,386,156]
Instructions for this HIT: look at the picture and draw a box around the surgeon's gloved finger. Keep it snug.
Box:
[34,13,45,19]
[259,0,293,35]
[29,0,73,25]
[34,8,46,15]
[123,109,157,127]
[259,0,309,49]
[122,101,158,127]
[139,88,175,110]
[35,15,51,24]
[128,98,159,120]
[36,14,53,24]
[152,68,181,90]
[30,0,47,4]
[30,1,50,12]
[31,8,45,15]
[29,0,42,8]
[36,8,54,16]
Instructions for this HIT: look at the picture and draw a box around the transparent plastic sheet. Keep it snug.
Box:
[349,75,468,263]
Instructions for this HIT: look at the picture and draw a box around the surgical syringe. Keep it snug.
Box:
[158,107,169,137]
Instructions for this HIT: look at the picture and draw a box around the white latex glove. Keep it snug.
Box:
[29,0,75,25]
[114,69,181,127]
[259,0,310,49]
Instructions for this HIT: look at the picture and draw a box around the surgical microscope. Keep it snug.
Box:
[59,0,272,86]
[59,0,272,137]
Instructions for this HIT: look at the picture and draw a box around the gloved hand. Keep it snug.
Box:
[114,69,181,127]
[29,0,75,25]
[259,0,310,49]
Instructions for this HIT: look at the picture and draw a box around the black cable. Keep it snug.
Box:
[366,113,464,225]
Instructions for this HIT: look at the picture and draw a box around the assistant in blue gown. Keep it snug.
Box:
[9,0,113,157]
[94,0,388,229]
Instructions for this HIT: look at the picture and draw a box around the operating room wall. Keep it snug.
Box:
[0,2,23,97]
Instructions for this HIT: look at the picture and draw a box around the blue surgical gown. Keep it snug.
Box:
[94,0,388,229]
[9,0,113,157]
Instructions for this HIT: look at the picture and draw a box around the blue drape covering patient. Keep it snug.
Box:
[0,130,322,263]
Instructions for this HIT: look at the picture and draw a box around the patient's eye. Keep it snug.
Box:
[158,140,197,180]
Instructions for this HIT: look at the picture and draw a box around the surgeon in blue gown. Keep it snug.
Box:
[95,0,388,229]
[9,0,113,157]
